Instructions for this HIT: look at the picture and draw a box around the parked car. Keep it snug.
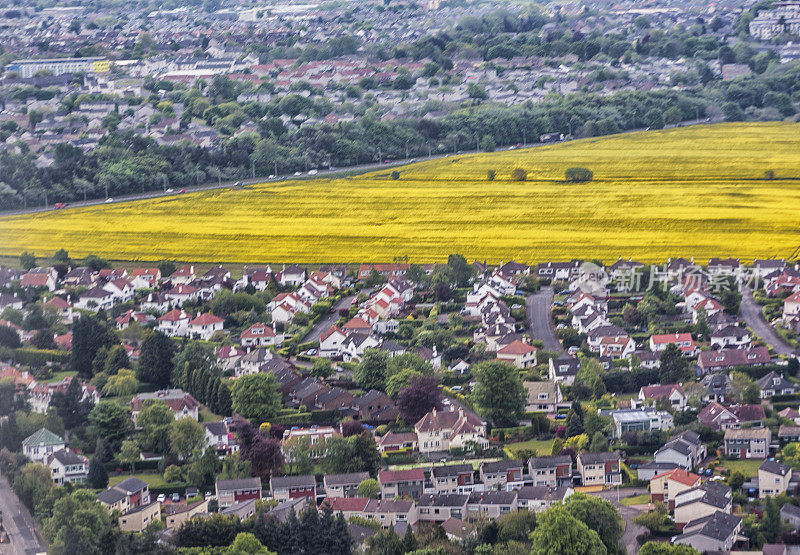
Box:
[172,493,180,503]
[307,348,317,356]
[177,189,186,194]
[165,188,174,193]
[233,181,242,187]
[308,169,318,175]
[268,174,275,179]
[294,171,302,176]
[157,494,166,502]
[105,198,114,203]
[54,202,68,209]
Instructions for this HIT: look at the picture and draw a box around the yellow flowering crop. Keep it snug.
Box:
[1,122,798,264]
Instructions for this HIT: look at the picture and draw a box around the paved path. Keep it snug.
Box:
[300,295,355,344]
[590,487,648,555]
[0,474,46,555]
[739,287,796,356]
[526,287,563,352]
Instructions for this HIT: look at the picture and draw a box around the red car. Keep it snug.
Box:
[177,189,186,194]
[54,202,68,209]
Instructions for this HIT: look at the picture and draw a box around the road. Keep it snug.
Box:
[300,294,355,344]
[1,117,722,218]
[0,473,46,555]
[590,486,648,555]
[526,287,563,352]
[739,287,796,356]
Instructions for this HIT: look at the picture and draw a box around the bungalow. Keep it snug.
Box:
[376,431,418,453]
[599,334,636,359]
[723,427,771,459]
[639,384,687,411]
[778,425,800,444]
[698,402,764,430]
[701,373,730,403]
[496,340,538,368]
[130,389,200,423]
[378,469,425,500]
[698,346,770,372]
[216,477,263,508]
[523,381,563,413]
[758,459,792,498]
[576,451,622,486]
[780,503,800,528]
[710,325,751,349]
[277,264,306,287]
[779,407,800,425]
[270,475,316,501]
[187,313,224,340]
[649,333,696,355]
[756,371,799,398]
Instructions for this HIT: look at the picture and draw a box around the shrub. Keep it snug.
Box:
[487,169,496,181]
[764,169,775,179]
[390,171,400,180]
[565,167,594,182]
[511,168,527,181]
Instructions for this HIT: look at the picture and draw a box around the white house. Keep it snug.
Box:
[157,309,192,337]
[187,313,224,341]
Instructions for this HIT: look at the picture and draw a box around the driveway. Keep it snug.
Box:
[0,473,47,555]
[300,294,355,344]
[739,287,796,356]
[526,287,563,352]
[589,486,648,555]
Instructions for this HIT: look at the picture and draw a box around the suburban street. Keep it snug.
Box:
[0,474,46,555]
[300,294,355,344]
[739,287,796,356]
[589,487,648,555]
[526,287,563,352]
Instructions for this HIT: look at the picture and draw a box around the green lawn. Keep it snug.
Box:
[504,438,555,458]
[716,459,762,478]
[199,407,221,423]
[44,370,77,383]
[108,472,169,489]
[620,494,650,506]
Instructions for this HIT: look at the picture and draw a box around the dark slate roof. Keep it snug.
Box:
[516,486,569,502]
[431,464,473,478]
[270,474,315,490]
[97,488,127,505]
[115,476,148,493]
[759,459,791,477]
[324,472,370,487]
[682,510,741,542]
[417,493,469,507]
[481,459,524,473]
[467,490,517,505]
[529,455,572,468]
[217,477,262,492]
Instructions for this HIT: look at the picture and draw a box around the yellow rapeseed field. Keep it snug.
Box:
[1,122,799,264]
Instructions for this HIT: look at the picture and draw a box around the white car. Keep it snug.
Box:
[308,169,318,175]
[165,188,174,193]
[104,198,114,203]
[294,171,302,176]
[157,494,166,503]
[268,174,275,179]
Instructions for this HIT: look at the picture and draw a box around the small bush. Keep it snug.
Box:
[390,171,400,180]
[487,169,496,181]
[511,168,527,181]
[764,169,775,179]
[565,167,593,182]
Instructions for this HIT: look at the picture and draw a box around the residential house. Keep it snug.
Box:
[515,486,573,512]
[778,425,800,444]
[431,464,474,494]
[415,406,488,454]
[672,511,742,552]
[240,322,281,347]
[378,469,425,500]
[324,472,370,498]
[639,384,687,411]
[783,291,800,324]
[780,503,800,528]
[723,427,771,459]
[467,491,518,521]
[495,340,538,368]
[576,451,622,486]
[548,356,580,385]
[47,449,88,485]
[119,501,161,533]
[216,477,263,508]
[524,381,563,413]
[270,475,316,501]
[528,455,573,487]
[417,494,469,523]
[479,459,524,491]
[702,373,730,403]
[130,389,200,423]
[282,426,339,459]
[354,389,397,422]
[321,497,370,521]
[129,268,161,289]
[22,428,65,463]
[654,431,707,471]
[165,500,208,529]
[710,325,751,349]
[187,313,224,340]
[203,420,238,457]
[376,431,418,454]
[756,371,799,398]
[650,468,701,509]
[673,482,733,528]
[157,309,192,337]
[698,346,771,372]
[98,477,150,512]
[362,499,416,528]
[607,408,674,437]
[649,333,696,355]
[320,326,347,358]
[698,402,765,430]
[165,284,200,307]
[758,459,792,498]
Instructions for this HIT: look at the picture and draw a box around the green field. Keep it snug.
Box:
[504,438,555,457]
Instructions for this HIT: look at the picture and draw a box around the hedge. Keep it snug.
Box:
[149,484,188,497]
[600,368,661,394]
[771,393,800,403]
[271,411,312,426]
[13,347,69,367]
